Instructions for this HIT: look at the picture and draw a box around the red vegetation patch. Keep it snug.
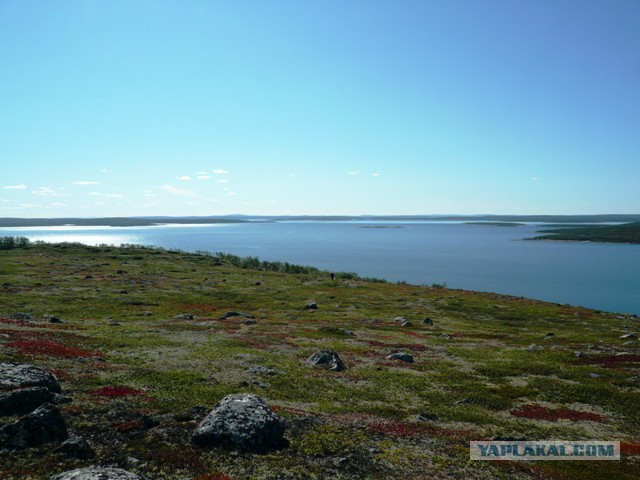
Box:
[6,339,103,358]
[511,404,606,423]
[580,354,640,368]
[90,386,145,398]
[621,442,640,456]
[0,317,30,326]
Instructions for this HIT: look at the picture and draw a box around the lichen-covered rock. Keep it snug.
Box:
[386,352,414,363]
[0,386,56,416]
[0,403,67,449]
[55,435,95,459]
[306,350,345,372]
[50,467,146,480]
[0,363,62,393]
[192,393,286,452]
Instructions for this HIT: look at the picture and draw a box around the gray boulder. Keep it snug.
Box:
[192,393,286,452]
[0,386,57,416]
[55,435,95,459]
[421,317,433,325]
[0,403,67,449]
[386,352,414,363]
[0,363,61,393]
[306,350,345,372]
[50,467,146,480]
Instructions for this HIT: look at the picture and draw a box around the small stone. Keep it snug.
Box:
[416,412,438,422]
[341,329,356,336]
[527,344,544,352]
[421,318,433,325]
[588,373,602,379]
[174,313,194,320]
[620,333,638,340]
[242,319,257,325]
[43,314,65,324]
[439,333,451,339]
[248,366,280,376]
[306,350,345,371]
[574,351,584,358]
[623,341,636,347]
[220,311,254,319]
[400,320,413,327]
[305,302,318,310]
[56,435,95,459]
[394,316,408,323]
[386,352,414,363]
[543,332,555,339]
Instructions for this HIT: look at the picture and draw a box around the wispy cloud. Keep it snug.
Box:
[2,184,27,189]
[197,175,211,180]
[32,187,70,197]
[531,177,540,181]
[371,173,381,177]
[346,171,360,176]
[161,184,196,197]
[177,175,192,181]
[73,181,100,185]
[88,192,124,199]
[217,179,229,183]
[212,169,229,174]
[49,202,67,208]
[19,203,40,208]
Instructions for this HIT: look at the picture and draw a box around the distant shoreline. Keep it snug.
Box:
[2,214,640,228]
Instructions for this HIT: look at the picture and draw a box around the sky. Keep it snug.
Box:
[1,0,639,217]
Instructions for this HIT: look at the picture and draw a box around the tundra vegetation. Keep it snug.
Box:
[0,239,638,479]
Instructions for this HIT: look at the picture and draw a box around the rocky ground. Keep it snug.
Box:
[0,242,639,479]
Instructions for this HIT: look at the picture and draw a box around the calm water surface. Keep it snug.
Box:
[2,221,639,315]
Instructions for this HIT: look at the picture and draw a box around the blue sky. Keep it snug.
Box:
[1,0,638,217]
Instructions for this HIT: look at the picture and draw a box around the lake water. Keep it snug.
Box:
[2,221,639,315]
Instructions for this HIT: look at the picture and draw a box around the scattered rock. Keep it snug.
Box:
[393,316,408,323]
[50,467,146,480]
[242,319,257,325]
[116,269,126,275]
[0,403,67,449]
[248,366,281,376]
[43,314,65,324]
[400,320,413,327]
[255,282,261,286]
[304,302,318,310]
[527,344,544,352]
[341,329,356,336]
[439,333,451,339]
[454,398,469,405]
[543,332,555,339]
[0,387,57,416]
[620,333,638,340]
[416,412,438,422]
[220,311,254,319]
[0,363,62,393]
[588,373,602,379]
[386,352,414,363]
[421,318,433,325]
[174,313,194,320]
[306,350,345,372]
[623,341,636,347]
[55,435,95,459]
[574,351,584,358]
[192,393,287,452]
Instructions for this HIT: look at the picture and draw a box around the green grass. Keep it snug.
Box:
[0,241,638,480]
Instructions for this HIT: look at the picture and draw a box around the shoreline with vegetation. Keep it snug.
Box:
[529,222,640,245]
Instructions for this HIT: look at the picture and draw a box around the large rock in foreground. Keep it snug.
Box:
[0,403,67,449]
[192,393,286,452]
[50,467,146,480]
[0,386,57,416]
[0,362,62,393]
[306,350,345,371]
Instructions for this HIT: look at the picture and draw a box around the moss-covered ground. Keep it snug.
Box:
[0,242,638,479]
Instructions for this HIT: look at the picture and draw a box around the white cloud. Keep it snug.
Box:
[371,173,381,177]
[531,177,540,181]
[49,202,67,208]
[177,175,192,181]
[73,181,101,185]
[88,192,124,199]
[197,175,211,180]
[19,203,40,208]
[161,184,196,197]
[228,191,238,196]
[2,184,27,189]
[212,169,229,174]
[346,171,360,176]
[217,179,229,183]
[32,187,70,197]
[100,169,107,173]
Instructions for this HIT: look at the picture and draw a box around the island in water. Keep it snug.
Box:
[530,222,640,244]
